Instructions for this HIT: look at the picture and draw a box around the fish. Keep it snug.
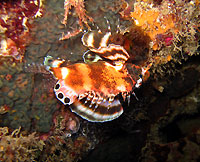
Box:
[44,55,135,122]
[44,29,150,122]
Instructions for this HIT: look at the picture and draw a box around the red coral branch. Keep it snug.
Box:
[60,0,93,40]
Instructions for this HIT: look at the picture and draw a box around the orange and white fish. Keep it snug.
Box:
[44,30,150,122]
[44,54,135,122]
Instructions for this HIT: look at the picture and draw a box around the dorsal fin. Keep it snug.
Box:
[82,30,112,49]
[89,44,130,62]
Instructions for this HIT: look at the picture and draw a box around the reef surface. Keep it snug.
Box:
[0,0,199,161]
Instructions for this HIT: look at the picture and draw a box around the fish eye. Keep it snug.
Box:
[58,93,64,99]
[55,83,60,90]
[48,59,53,63]
[64,97,70,104]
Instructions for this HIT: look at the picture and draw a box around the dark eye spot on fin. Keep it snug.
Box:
[64,97,70,104]
[55,83,60,90]
[58,93,64,99]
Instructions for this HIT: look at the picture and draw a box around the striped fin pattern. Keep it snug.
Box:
[71,94,123,122]
[82,31,112,49]
[89,44,129,62]
[82,31,130,65]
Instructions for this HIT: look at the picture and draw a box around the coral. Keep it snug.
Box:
[38,107,98,162]
[130,2,178,45]
[130,1,199,52]
[40,132,93,162]
[130,1,180,51]
[0,0,43,61]
[60,0,93,40]
[126,0,200,78]
[0,124,93,162]
[52,107,80,135]
[0,127,44,162]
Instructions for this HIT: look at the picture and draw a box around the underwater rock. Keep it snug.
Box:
[166,67,200,98]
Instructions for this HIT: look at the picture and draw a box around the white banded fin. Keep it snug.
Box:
[82,30,112,49]
[90,44,130,65]
[70,93,123,122]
